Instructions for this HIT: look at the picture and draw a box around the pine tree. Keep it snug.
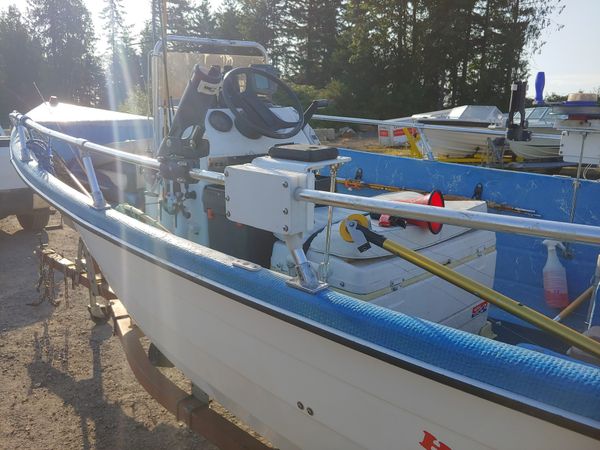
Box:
[101,0,143,110]
[281,0,341,86]
[189,0,216,37]
[27,0,104,105]
[166,0,194,35]
[236,1,284,65]
[215,0,244,40]
[0,6,45,126]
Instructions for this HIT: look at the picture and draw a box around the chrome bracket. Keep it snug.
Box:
[284,234,328,294]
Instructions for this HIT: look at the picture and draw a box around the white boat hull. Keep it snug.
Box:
[423,128,498,158]
[1,137,27,191]
[508,134,561,160]
[76,225,598,450]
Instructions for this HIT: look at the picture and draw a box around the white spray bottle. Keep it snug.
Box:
[542,240,569,308]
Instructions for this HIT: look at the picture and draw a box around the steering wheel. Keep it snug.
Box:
[221,67,304,139]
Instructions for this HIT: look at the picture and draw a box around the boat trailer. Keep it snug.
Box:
[36,242,273,450]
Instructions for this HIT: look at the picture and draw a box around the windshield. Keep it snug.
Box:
[154,47,267,104]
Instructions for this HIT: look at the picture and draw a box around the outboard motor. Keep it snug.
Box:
[505,80,532,142]
[157,64,221,180]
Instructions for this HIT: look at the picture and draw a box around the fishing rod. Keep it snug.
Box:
[337,178,540,217]
[159,0,172,134]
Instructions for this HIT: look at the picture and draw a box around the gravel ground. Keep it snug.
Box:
[0,213,218,450]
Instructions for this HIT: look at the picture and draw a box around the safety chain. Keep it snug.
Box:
[33,257,60,306]
[63,270,70,308]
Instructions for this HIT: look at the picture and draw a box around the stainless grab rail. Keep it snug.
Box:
[312,114,561,141]
[10,113,160,171]
[295,189,600,245]
[12,112,600,245]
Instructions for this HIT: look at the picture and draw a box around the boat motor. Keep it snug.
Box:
[506,80,532,142]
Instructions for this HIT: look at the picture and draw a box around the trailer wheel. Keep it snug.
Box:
[16,208,51,231]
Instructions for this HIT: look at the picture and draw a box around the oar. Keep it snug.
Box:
[553,285,594,322]
[340,215,600,360]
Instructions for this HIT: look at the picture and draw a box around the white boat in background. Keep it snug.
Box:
[508,106,563,160]
[379,104,565,161]
[380,105,504,158]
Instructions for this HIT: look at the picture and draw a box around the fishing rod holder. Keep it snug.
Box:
[223,146,348,292]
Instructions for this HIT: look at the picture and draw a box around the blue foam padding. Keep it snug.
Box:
[517,343,598,368]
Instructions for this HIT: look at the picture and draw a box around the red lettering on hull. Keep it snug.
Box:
[420,430,452,450]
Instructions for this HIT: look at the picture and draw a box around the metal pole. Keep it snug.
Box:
[320,164,339,281]
[188,169,225,185]
[160,0,172,132]
[371,227,600,359]
[553,285,594,322]
[569,131,587,223]
[13,112,600,246]
[10,113,160,171]
[16,123,31,162]
[81,150,106,209]
[290,247,320,289]
[296,188,600,245]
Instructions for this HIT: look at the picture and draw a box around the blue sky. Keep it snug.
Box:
[526,0,600,96]
[1,0,598,95]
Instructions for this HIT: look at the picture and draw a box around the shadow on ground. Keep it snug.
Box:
[27,321,207,450]
[0,225,57,332]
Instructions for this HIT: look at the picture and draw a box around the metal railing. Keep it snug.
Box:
[312,114,561,141]
[11,113,160,171]
[11,112,600,246]
[295,189,600,245]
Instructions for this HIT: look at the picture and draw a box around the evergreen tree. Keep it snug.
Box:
[165,0,194,35]
[27,0,104,105]
[282,0,341,86]
[215,0,244,40]
[101,0,143,110]
[237,1,284,65]
[189,0,216,37]
[335,0,559,117]
[0,6,44,126]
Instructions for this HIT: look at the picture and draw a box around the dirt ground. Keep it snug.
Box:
[0,213,219,450]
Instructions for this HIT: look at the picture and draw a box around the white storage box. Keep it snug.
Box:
[271,193,497,334]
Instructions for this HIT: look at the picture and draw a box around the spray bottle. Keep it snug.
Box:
[542,240,569,308]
